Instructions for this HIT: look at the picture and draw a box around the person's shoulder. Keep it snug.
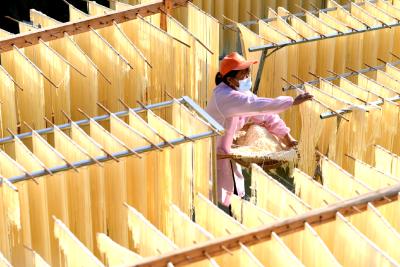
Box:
[215,83,245,97]
[214,82,230,92]
[214,83,232,97]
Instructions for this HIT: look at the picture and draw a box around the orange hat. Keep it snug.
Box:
[220,52,258,76]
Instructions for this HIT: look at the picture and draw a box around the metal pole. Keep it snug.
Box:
[252,49,268,95]
[223,6,343,29]
[249,21,400,54]
[0,96,225,144]
[223,1,375,29]
[282,60,400,91]
[249,19,400,95]
[320,95,400,120]
[2,96,225,183]
[182,96,225,134]
[8,130,217,184]
[0,99,178,145]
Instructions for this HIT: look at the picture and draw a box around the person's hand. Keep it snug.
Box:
[293,92,313,105]
[280,133,298,148]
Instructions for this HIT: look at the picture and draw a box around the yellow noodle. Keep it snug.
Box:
[109,113,149,223]
[166,16,197,103]
[19,22,71,125]
[25,249,51,267]
[185,3,219,106]
[96,233,142,266]
[281,223,341,267]
[314,212,398,266]
[167,204,213,246]
[305,12,337,77]
[251,164,311,218]
[193,194,263,266]
[236,24,264,87]
[293,168,342,208]
[258,20,290,97]
[0,251,12,267]
[377,193,400,233]
[287,11,319,81]
[70,122,106,258]
[319,12,350,74]
[89,119,128,247]
[53,127,93,251]
[349,203,400,263]
[53,217,103,267]
[339,78,375,102]
[354,160,399,190]
[31,132,69,266]
[194,193,245,237]
[126,204,177,257]
[298,94,327,175]
[213,244,264,267]
[362,1,396,63]
[0,179,22,264]
[230,195,277,228]
[1,179,20,230]
[376,0,400,56]
[1,146,40,266]
[171,102,211,206]
[166,205,219,267]
[69,4,129,112]
[375,145,400,179]
[32,250,50,267]
[0,68,17,137]
[2,46,45,132]
[13,138,50,264]
[30,9,100,120]
[321,157,371,198]
[249,232,304,267]
[327,0,366,70]
[147,109,182,230]
[88,2,149,106]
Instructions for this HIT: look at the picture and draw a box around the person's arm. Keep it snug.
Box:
[250,114,290,138]
[250,114,297,147]
[217,90,294,118]
[279,133,298,148]
[217,90,312,118]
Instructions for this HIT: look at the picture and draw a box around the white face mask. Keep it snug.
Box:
[237,78,252,92]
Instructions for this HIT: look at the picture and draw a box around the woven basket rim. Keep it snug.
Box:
[229,146,297,160]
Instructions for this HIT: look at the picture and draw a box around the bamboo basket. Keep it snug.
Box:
[218,123,299,171]
[218,146,298,170]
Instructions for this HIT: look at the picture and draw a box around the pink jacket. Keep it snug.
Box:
[205,82,294,206]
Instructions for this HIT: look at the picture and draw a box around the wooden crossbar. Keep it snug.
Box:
[0,0,190,52]
[133,183,400,266]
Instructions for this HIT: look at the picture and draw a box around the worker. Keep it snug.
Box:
[206,52,313,210]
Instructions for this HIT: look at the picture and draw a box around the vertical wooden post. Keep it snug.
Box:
[160,0,173,31]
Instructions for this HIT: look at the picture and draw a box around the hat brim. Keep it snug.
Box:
[232,60,258,71]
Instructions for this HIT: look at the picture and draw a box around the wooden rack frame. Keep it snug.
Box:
[134,183,400,266]
[0,0,191,52]
[223,1,379,29]
[282,60,400,119]
[3,96,224,184]
[247,1,400,95]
